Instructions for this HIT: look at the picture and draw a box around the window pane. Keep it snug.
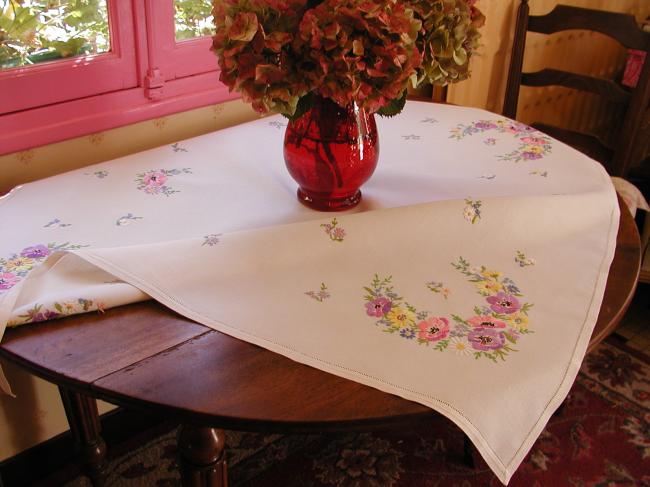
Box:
[0,0,110,70]
[175,0,213,41]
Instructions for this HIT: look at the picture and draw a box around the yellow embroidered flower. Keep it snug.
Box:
[526,145,544,154]
[481,268,501,279]
[386,307,416,328]
[475,280,503,295]
[505,312,529,331]
[4,256,35,272]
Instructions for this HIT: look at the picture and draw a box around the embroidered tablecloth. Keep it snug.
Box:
[0,102,619,484]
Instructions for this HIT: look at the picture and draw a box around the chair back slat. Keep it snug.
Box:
[528,5,650,50]
[522,69,631,104]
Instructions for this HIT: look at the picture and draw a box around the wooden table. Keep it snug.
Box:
[0,197,641,487]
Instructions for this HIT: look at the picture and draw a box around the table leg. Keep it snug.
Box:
[58,387,108,487]
[178,425,228,487]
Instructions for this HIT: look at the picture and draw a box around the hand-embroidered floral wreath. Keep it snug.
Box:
[0,243,86,295]
[364,257,533,362]
[450,119,553,162]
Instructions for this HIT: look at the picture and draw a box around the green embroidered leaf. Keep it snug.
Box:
[503,332,517,344]
[54,302,63,313]
[434,339,449,351]
[451,314,467,325]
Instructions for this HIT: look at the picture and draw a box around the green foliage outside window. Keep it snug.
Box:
[174,0,213,41]
[0,0,215,70]
[0,0,110,68]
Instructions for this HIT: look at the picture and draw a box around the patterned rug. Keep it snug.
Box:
[66,338,649,487]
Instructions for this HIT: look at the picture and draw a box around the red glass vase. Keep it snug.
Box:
[283,95,379,211]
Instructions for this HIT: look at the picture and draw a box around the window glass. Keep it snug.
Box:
[174,0,213,41]
[0,0,110,70]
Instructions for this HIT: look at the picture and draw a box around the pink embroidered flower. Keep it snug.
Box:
[468,327,505,351]
[486,292,521,314]
[44,310,61,320]
[143,171,167,187]
[0,272,20,290]
[21,244,50,259]
[520,136,547,145]
[417,317,449,342]
[467,315,506,329]
[331,227,346,240]
[365,297,392,317]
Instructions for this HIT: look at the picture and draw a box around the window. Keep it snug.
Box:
[0,0,237,155]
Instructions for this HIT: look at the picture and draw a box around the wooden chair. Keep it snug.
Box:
[503,0,650,177]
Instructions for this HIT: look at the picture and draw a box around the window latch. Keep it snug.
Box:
[144,69,165,100]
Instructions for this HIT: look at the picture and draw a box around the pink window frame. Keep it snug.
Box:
[0,0,137,115]
[0,0,238,157]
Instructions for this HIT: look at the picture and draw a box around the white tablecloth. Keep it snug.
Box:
[0,102,619,484]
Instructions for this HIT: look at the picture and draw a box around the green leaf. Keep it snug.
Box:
[284,92,313,122]
[451,314,466,324]
[377,91,407,118]
[503,332,517,344]
[306,0,326,8]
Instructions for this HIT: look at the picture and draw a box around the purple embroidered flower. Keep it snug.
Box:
[0,272,20,290]
[21,244,50,259]
[522,151,543,160]
[475,121,497,130]
[365,297,392,317]
[468,327,506,351]
[417,317,450,342]
[44,310,61,320]
[30,313,46,323]
[400,328,416,340]
[509,122,535,133]
[486,292,521,314]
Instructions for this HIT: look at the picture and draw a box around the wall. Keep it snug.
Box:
[0,98,258,462]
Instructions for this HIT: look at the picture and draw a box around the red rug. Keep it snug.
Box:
[66,338,650,486]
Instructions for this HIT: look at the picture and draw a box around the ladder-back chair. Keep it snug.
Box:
[503,0,650,177]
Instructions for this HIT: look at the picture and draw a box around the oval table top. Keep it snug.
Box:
[0,196,641,433]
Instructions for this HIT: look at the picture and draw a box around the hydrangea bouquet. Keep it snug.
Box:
[211,0,484,119]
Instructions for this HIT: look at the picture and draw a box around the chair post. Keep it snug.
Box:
[611,48,650,177]
[503,0,530,119]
